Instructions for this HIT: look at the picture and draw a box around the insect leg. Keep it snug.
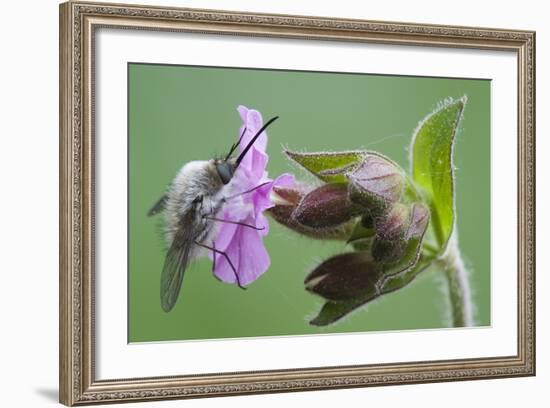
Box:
[223,181,271,201]
[194,241,246,290]
[209,242,224,284]
[203,216,265,231]
[212,241,217,273]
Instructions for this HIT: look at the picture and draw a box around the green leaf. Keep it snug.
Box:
[310,298,368,326]
[381,255,432,294]
[411,96,466,251]
[285,150,365,183]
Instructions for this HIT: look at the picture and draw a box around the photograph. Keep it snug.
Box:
[0,0,544,403]
[57,2,535,404]
[127,63,491,342]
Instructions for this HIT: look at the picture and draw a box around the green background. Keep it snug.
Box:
[128,63,490,342]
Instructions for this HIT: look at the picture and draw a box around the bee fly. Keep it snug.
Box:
[148,116,279,312]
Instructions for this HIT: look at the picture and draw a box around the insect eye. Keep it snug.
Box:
[216,162,234,185]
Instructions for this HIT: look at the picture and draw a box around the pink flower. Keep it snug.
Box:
[211,106,294,286]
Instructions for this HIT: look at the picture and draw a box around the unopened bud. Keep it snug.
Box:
[293,184,361,229]
[271,184,308,206]
[371,203,429,264]
[268,184,354,241]
[406,202,430,239]
[371,239,406,264]
[347,154,405,214]
[375,203,409,240]
[304,252,382,301]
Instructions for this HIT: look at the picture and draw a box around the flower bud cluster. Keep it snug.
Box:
[268,151,430,306]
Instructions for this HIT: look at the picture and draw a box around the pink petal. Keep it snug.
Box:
[245,110,267,152]
[273,173,295,188]
[236,222,271,285]
[236,105,277,182]
[250,148,268,180]
[238,107,266,150]
[253,173,296,215]
[212,221,270,286]
[237,105,249,123]
[222,192,253,223]
[213,226,242,284]
[252,185,273,215]
[235,125,254,174]
[211,218,238,252]
[254,212,270,237]
[211,107,289,287]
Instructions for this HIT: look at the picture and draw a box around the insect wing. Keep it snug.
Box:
[160,209,197,312]
[147,194,168,216]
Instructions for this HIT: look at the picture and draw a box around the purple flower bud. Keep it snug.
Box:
[268,184,353,240]
[303,202,430,304]
[371,203,429,264]
[370,204,410,263]
[347,154,405,214]
[375,203,410,240]
[292,184,362,229]
[371,239,406,264]
[406,202,430,239]
[304,252,383,301]
[271,183,309,205]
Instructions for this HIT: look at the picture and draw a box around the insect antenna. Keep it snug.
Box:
[224,126,247,161]
[235,116,279,168]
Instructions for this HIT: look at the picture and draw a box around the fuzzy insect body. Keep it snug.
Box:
[164,160,228,248]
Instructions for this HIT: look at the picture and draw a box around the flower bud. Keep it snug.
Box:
[375,203,409,240]
[371,239,406,264]
[271,184,308,206]
[370,204,409,263]
[347,154,405,214]
[371,203,429,264]
[304,252,383,301]
[292,184,362,229]
[406,202,430,239]
[268,184,353,241]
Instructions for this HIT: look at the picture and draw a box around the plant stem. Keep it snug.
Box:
[437,234,474,327]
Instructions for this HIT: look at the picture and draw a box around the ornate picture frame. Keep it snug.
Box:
[59,1,535,405]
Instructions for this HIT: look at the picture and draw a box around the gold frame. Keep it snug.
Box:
[59,1,536,405]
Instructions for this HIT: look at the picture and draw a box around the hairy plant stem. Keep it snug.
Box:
[436,234,474,327]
